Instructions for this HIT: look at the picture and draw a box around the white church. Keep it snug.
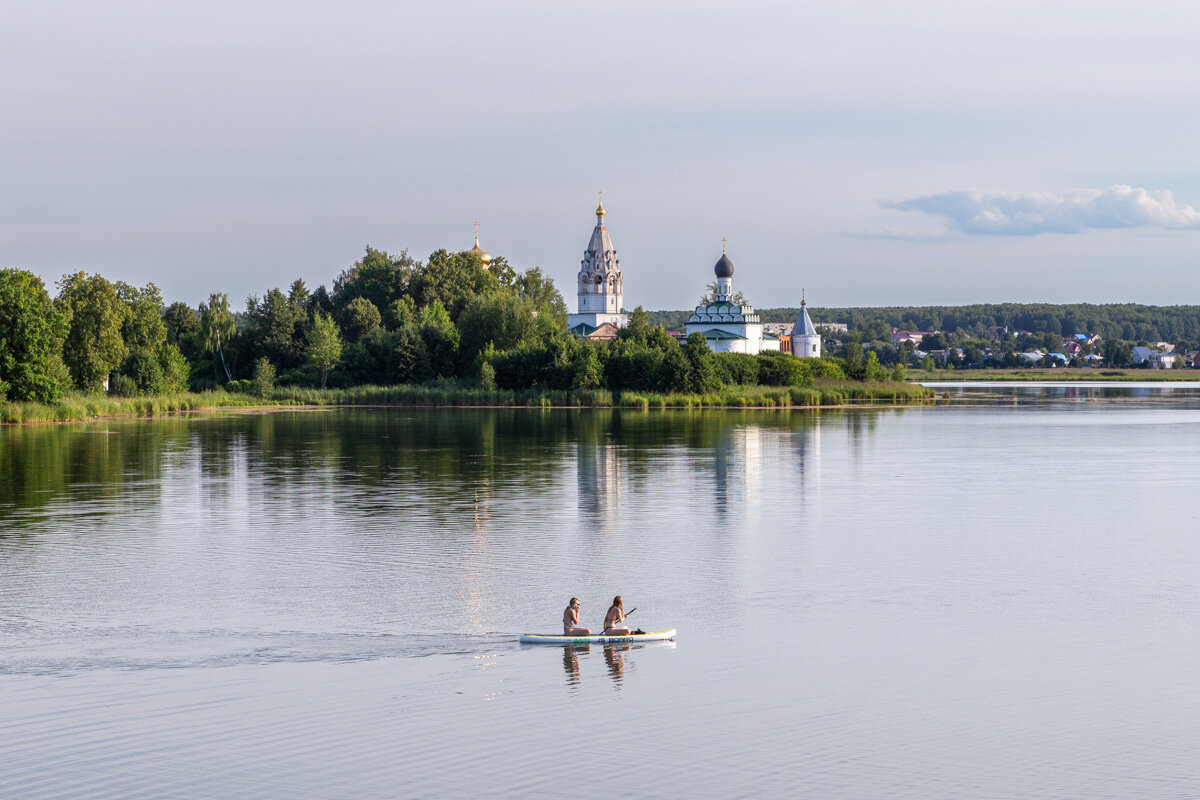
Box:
[567,196,628,335]
[563,198,820,358]
[683,246,820,357]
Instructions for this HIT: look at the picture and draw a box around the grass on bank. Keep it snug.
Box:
[912,368,1200,382]
[1,381,934,424]
[0,391,269,424]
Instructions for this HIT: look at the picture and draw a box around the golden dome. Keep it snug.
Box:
[469,223,492,268]
[595,191,605,218]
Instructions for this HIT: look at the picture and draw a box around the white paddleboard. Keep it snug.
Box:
[519,629,676,645]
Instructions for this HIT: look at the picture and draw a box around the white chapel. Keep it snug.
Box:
[685,246,781,354]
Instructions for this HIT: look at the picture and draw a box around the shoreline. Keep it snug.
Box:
[908,368,1198,382]
[0,382,934,426]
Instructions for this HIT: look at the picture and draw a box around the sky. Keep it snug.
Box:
[4,0,1200,310]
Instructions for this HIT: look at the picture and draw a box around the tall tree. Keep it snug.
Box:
[305,312,343,388]
[456,292,535,368]
[56,272,128,392]
[0,269,71,402]
[337,296,382,344]
[163,301,199,346]
[199,293,235,382]
[417,299,460,377]
[515,267,568,325]
[332,248,416,312]
[411,249,502,320]
[246,288,302,367]
[682,332,720,392]
[116,282,166,351]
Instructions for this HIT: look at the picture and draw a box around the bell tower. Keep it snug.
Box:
[567,193,629,332]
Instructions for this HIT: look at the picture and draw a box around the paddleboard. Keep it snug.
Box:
[519,629,676,645]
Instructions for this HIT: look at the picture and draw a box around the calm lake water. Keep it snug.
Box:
[4,390,1200,798]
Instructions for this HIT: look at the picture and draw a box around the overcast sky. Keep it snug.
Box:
[4,0,1200,309]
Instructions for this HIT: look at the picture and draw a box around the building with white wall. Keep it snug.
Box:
[567,197,628,334]
[684,247,780,354]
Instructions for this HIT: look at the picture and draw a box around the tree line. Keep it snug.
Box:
[640,303,1200,343]
[2,246,872,404]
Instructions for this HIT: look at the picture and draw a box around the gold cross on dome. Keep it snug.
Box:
[721,237,727,254]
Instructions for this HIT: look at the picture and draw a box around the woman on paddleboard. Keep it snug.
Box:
[603,596,631,635]
[563,598,590,635]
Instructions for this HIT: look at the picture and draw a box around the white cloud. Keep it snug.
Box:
[881,185,1200,235]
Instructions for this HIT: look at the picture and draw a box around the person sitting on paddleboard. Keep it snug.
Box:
[563,598,590,635]
[603,596,631,636]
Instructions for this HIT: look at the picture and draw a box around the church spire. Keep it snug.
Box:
[468,220,492,269]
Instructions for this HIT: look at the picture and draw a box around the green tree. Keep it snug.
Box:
[712,352,760,385]
[338,296,382,343]
[159,344,190,393]
[682,332,720,392]
[478,359,497,390]
[515,267,568,324]
[332,247,416,312]
[481,254,517,287]
[456,292,539,368]
[1103,338,1132,367]
[411,249,504,320]
[252,356,276,398]
[418,300,460,376]
[757,351,810,386]
[571,343,603,389]
[246,288,302,367]
[623,306,652,339]
[0,269,71,402]
[118,348,165,394]
[841,332,865,379]
[57,272,128,392]
[199,293,236,382]
[385,296,417,329]
[305,312,343,388]
[116,282,166,352]
[393,324,431,384]
[288,279,311,311]
[163,301,199,346]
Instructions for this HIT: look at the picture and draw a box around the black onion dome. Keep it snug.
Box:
[714,253,734,278]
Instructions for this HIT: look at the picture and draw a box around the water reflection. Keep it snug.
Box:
[603,645,629,687]
[577,442,621,528]
[562,644,587,690]
[558,642,673,692]
[0,409,838,534]
[923,381,1200,407]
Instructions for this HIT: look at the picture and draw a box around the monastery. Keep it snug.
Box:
[477,198,822,357]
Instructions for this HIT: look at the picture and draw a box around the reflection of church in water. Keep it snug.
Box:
[573,415,823,522]
[576,438,622,526]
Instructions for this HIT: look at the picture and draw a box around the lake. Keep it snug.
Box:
[4,390,1200,798]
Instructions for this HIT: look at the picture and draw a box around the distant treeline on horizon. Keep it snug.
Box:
[648,303,1200,342]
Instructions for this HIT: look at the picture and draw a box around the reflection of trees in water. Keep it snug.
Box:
[1,407,852,541]
[0,420,190,529]
[843,409,880,461]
